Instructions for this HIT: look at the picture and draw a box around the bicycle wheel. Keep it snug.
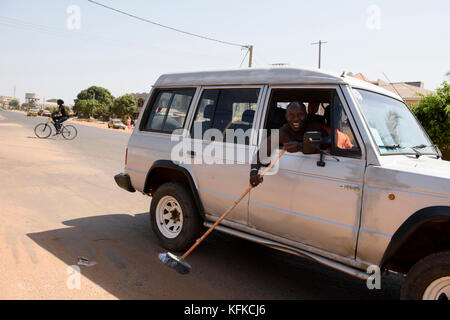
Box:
[61,124,77,140]
[34,123,52,139]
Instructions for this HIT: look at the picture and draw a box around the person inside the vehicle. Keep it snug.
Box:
[52,99,69,134]
[249,101,308,187]
[321,106,353,150]
[307,101,325,126]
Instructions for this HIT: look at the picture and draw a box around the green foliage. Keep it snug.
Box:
[411,81,450,160]
[21,102,33,111]
[93,103,110,120]
[110,94,137,120]
[45,106,58,113]
[74,86,114,119]
[73,99,100,118]
[75,86,114,106]
[9,99,20,109]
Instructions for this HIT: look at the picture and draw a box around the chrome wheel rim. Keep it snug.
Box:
[155,196,183,239]
[422,276,450,300]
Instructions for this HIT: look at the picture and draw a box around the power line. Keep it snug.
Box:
[87,0,249,49]
[239,49,249,68]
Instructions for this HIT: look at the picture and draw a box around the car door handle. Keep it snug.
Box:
[186,151,196,157]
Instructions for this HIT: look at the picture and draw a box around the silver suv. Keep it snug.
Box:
[115,68,450,300]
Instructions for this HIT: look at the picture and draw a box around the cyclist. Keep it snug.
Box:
[52,99,69,134]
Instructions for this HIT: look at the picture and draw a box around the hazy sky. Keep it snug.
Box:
[1,0,449,104]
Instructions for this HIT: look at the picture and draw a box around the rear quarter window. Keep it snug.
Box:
[141,88,196,133]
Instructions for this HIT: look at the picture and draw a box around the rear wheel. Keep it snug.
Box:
[150,182,203,252]
[34,123,51,138]
[61,124,77,140]
[401,251,450,300]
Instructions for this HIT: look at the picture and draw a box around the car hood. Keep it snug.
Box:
[368,155,450,197]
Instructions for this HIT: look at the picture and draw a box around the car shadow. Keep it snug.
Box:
[27,213,403,299]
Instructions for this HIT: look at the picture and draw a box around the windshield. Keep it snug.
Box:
[352,88,436,156]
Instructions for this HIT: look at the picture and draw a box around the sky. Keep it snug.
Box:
[0,0,449,105]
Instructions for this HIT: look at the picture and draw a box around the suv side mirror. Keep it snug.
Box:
[303,131,322,154]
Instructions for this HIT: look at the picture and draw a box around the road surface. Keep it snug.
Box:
[0,110,403,299]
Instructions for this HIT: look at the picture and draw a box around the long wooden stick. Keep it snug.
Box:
[182,148,286,259]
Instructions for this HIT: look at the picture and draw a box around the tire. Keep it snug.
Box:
[61,124,77,140]
[150,182,203,252]
[401,250,450,300]
[34,123,52,138]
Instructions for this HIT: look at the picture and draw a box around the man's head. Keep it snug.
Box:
[308,102,320,115]
[285,101,307,132]
[57,99,64,106]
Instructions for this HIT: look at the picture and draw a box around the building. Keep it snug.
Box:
[377,81,434,105]
[346,72,434,105]
[25,93,40,104]
[130,92,148,119]
[0,96,20,108]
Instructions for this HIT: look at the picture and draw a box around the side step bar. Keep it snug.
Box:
[203,222,370,280]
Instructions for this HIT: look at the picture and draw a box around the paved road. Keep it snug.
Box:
[0,110,403,299]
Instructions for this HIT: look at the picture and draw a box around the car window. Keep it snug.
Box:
[190,88,259,144]
[143,88,196,133]
[264,88,361,157]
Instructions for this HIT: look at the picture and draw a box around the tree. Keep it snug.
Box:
[73,99,100,118]
[73,86,114,119]
[93,103,110,120]
[9,99,19,109]
[411,81,450,160]
[21,102,32,111]
[75,86,114,106]
[110,94,137,120]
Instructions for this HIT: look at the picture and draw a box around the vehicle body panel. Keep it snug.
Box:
[121,67,450,275]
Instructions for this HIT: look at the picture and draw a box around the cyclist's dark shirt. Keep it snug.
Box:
[59,105,68,117]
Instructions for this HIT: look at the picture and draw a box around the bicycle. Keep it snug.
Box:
[34,117,77,140]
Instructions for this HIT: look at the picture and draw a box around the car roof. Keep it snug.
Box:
[154,67,402,101]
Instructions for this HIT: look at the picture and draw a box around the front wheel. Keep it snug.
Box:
[34,123,52,138]
[150,182,203,252]
[401,250,450,300]
[61,124,77,140]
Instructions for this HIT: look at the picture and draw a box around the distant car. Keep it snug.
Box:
[108,119,126,130]
[27,109,38,116]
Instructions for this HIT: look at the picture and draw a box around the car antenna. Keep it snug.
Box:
[382,72,402,98]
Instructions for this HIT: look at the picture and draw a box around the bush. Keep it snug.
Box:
[110,94,137,121]
[411,81,450,160]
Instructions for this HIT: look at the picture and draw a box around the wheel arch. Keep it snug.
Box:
[380,206,450,274]
[144,160,205,219]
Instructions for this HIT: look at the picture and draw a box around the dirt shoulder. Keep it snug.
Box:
[67,118,133,133]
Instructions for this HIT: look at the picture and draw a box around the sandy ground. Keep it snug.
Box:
[0,110,404,300]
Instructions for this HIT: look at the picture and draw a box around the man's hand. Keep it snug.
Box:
[283,141,302,153]
[250,170,263,187]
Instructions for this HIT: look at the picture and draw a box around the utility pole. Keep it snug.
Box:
[311,40,328,69]
[13,85,16,99]
[248,45,253,68]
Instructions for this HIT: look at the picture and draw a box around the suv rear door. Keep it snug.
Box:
[185,86,265,226]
